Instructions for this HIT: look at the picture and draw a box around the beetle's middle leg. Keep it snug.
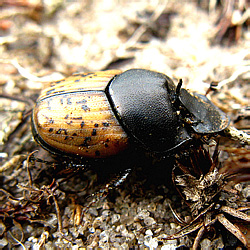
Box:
[84,168,132,210]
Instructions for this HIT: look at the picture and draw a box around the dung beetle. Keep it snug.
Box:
[31,69,230,158]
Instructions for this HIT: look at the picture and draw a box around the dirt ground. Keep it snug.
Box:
[0,0,249,248]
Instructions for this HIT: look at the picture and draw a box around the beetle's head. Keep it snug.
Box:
[173,80,230,134]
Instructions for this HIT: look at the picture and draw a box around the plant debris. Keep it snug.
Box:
[169,145,249,249]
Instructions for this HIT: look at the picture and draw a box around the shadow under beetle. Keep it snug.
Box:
[32,69,230,158]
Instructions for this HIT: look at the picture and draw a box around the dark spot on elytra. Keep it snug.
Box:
[72,117,82,120]
[105,139,110,142]
[67,98,72,105]
[56,129,67,135]
[64,135,73,140]
[60,99,64,105]
[72,133,77,136]
[46,99,52,110]
[94,123,99,127]
[66,121,73,125]
[80,73,92,77]
[95,150,100,156]
[103,122,110,127]
[81,105,90,111]
[76,99,87,104]
[81,137,91,147]
[104,143,108,148]
[74,79,80,82]
[92,129,97,136]
[80,121,85,128]
[64,114,69,119]
[55,80,62,84]
[49,128,53,132]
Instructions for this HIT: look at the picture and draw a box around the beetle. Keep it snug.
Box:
[31,69,230,158]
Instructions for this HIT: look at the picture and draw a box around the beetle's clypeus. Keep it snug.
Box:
[31,69,230,158]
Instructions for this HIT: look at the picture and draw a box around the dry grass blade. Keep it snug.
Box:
[221,206,250,222]
[192,226,205,250]
[217,213,247,246]
[169,221,202,239]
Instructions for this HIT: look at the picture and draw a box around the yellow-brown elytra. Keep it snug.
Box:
[32,69,230,158]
